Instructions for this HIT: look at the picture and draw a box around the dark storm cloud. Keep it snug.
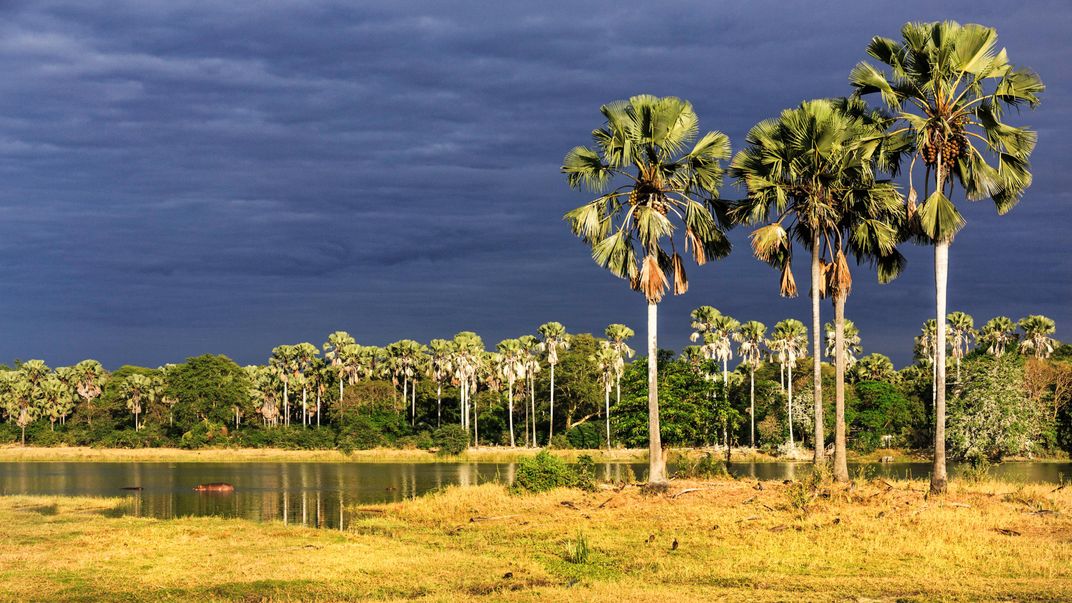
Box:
[0,0,1068,368]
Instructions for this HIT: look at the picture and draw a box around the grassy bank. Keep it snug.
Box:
[1,477,1070,601]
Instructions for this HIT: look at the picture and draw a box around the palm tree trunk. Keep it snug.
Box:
[614,378,620,448]
[437,383,442,428]
[605,387,611,449]
[549,364,555,443]
[833,293,849,482]
[302,388,308,429]
[530,376,536,446]
[811,234,823,465]
[647,302,667,484]
[473,391,478,446]
[750,368,755,448]
[508,385,516,447]
[283,382,289,427]
[316,392,321,428]
[411,382,416,427]
[788,360,794,452]
[932,238,950,494]
[402,378,408,421]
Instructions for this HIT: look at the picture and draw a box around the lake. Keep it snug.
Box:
[1,460,1067,529]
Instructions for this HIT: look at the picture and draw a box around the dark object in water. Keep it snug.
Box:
[193,483,235,492]
[120,486,143,491]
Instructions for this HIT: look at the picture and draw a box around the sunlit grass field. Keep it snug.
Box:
[1,476,1070,601]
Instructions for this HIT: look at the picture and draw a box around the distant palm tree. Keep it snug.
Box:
[72,360,108,427]
[979,316,1017,357]
[496,338,525,448]
[451,332,484,436]
[852,20,1044,495]
[564,95,732,484]
[121,373,153,431]
[538,322,571,442]
[323,331,356,402]
[824,320,862,367]
[269,345,297,427]
[947,312,976,383]
[428,339,455,427]
[592,342,619,449]
[603,324,635,443]
[768,320,807,452]
[1019,315,1057,359]
[519,335,542,447]
[292,343,320,428]
[851,353,897,383]
[735,321,766,448]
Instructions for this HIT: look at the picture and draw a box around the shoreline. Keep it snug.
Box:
[0,445,1063,464]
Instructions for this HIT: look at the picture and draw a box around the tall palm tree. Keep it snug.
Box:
[947,311,976,383]
[734,97,905,478]
[735,321,766,448]
[768,320,807,453]
[1019,315,1057,359]
[496,338,525,448]
[591,342,618,449]
[851,20,1044,494]
[428,339,455,427]
[979,316,1017,357]
[41,375,72,432]
[1,371,34,445]
[564,95,732,484]
[603,324,635,440]
[538,322,571,442]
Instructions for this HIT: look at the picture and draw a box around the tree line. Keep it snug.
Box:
[2,313,1068,463]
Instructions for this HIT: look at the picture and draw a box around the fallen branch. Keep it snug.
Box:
[672,487,716,499]
[469,514,520,523]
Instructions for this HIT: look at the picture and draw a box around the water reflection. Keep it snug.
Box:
[0,460,1068,529]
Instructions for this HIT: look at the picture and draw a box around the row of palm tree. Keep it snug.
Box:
[563,20,1044,491]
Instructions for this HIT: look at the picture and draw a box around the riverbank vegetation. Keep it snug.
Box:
[1,475,1070,601]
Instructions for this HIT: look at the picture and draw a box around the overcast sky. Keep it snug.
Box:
[0,0,1068,370]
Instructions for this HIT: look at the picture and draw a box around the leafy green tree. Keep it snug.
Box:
[851,354,897,383]
[1019,315,1057,359]
[948,355,1039,462]
[616,351,719,449]
[166,355,252,434]
[563,95,732,484]
[853,381,919,450]
[852,20,1044,494]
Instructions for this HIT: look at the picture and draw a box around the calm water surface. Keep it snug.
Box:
[1,460,1067,529]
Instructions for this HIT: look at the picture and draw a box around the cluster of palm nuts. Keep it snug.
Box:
[922,116,969,169]
[629,188,669,216]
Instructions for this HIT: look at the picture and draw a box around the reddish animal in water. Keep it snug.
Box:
[193,483,235,492]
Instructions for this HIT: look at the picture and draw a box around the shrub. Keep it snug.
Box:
[513,451,574,493]
[548,433,571,450]
[432,424,469,456]
[414,430,434,450]
[336,416,385,453]
[179,420,230,449]
[673,452,729,479]
[573,454,597,491]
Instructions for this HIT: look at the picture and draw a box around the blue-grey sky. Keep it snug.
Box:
[0,0,1068,369]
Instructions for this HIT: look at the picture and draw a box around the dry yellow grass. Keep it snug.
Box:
[1,476,1070,601]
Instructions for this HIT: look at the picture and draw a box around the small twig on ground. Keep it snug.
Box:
[469,514,520,523]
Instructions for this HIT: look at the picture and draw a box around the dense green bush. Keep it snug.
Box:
[548,433,570,449]
[673,452,730,479]
[512,451,573,493]
[179,420,230,449]
[336,416,385,452]
[432,424,469,456]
